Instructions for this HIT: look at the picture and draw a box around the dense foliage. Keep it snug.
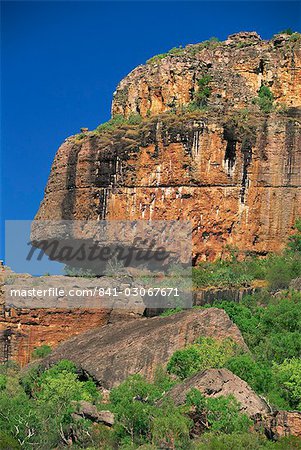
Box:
[167,337,239,379]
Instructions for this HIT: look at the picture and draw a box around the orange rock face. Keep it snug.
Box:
[112,32,301,118]
[0,307,111,366]
[254,411,301,439]
[34,32,301,262]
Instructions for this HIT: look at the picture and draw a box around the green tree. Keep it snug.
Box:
[273,358,301,409]
[151,400,192,449]
[167,337,238,380]
[288,219,301,252]
[186,389,251,434]
[109,375,162,445]
[254,85,274,113]
[225,354,271,393]
[31,344,52,360]
[194,75,212,108]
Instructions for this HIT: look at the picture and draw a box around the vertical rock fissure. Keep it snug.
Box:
[61,143,81,219]
[224,128,237,176]
[285,120,295,184]
[240,140,253,203]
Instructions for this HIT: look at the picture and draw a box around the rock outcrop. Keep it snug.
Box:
[254,411,301,439]
[112,32,301,118]
[39,308,247,388]
[1,268,145,366]
[290,277,301,290]
[71,400,114,426]
[163,368,270,417]
[34,33,301,262]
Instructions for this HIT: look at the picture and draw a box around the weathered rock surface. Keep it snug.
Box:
[1,267,145,366]
[40,308,247,388]
[290,277,301,290]
[112,32,301,117]
[71,400,114,426]
[254,411,301,439]
[164,368,270,417]
[34,33,301,262]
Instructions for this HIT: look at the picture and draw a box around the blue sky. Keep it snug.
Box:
[1,1,301,259]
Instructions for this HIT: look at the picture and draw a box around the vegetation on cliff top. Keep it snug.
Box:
[146,37,221,64]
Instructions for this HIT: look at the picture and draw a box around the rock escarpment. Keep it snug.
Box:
[0,267,144,366]
[34,32,301,262]
[112,32,301,117]
[40,308,247,388]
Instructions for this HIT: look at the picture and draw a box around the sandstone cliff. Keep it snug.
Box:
[34,32,301,262]
[112,32,301,117]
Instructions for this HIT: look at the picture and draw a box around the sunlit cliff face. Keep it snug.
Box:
[34,32,301,263]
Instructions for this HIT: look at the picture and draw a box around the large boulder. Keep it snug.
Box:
[40,308,247,388]
[163,368,270,417]
[71,400,114,426]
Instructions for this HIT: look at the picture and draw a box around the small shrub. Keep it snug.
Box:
[225,354,271,393]
[167,337,238,380]
[153,366,176,392]
[128,113,142,125]
[280,28,294,35]
[266,257,292,290]
[288,219,301,252]
[193,75,212,109]
[289,32,301,42]
[191,432,274,449]
[63,265,96,278]
[160,307,183,317]
[146,53,167,64]
[253,85,274,113]
[0,431,21,450]
[0,375,7,392]
[31,344,52,360]
[96,114,127,132]
[186,389,251,434]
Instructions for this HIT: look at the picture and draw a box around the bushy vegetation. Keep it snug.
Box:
[63,265,96,278]
[0,360,100,449]
[253,85,274,113]
[31,344,52,360]
[192,75,212,109]
[146,38,221,64]
[192,433,301,449]
[167,337,239,379]
[95,113,143,133]
[186,389,251,434]
[1,361,268,449]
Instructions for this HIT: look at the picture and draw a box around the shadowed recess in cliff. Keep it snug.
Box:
[285,119,297,185]
[240,139,253,203]
[61,142,82,219]
[223,126,237,177]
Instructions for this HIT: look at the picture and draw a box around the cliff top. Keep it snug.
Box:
[111,31,301,119]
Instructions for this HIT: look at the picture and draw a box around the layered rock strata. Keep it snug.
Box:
[34,32,301,261]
